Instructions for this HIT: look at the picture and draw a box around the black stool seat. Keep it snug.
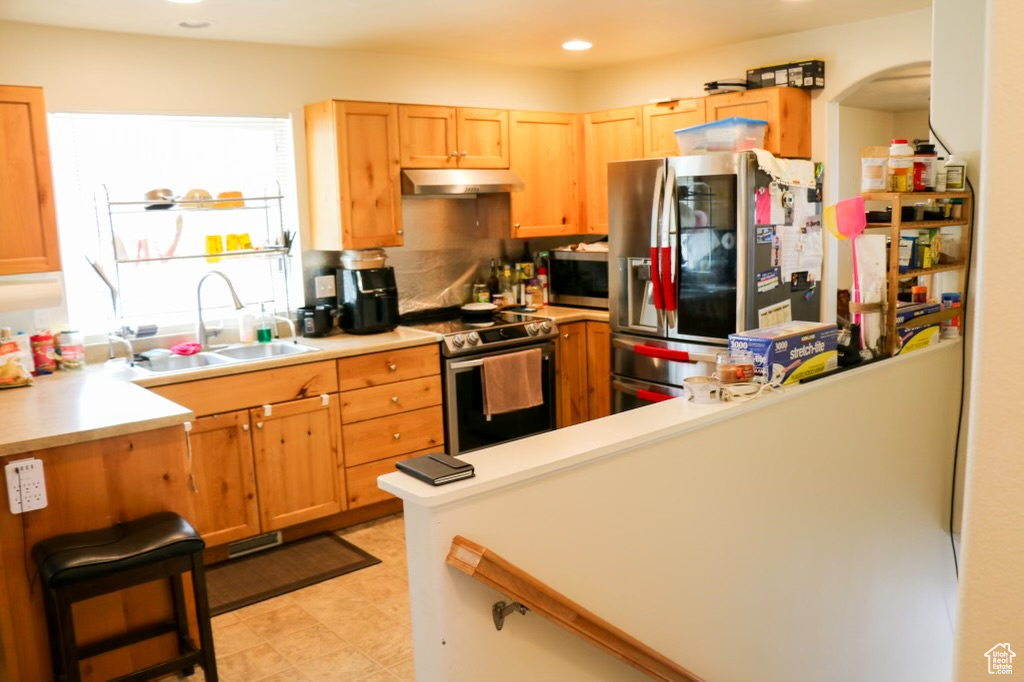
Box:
[33,512,217,682]
[33,512,205,588]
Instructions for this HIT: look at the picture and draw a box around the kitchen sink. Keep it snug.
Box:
[136,352,235,373]
[215,342,319,360]
[134,342,320,374]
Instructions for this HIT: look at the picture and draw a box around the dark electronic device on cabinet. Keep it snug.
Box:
[336,267,399,334]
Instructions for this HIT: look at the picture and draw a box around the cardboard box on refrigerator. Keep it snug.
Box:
[894,301,942,355]
[728,321,838,384]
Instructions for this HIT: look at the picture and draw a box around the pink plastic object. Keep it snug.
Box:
[170,342,202,356]
[835,196,867,238]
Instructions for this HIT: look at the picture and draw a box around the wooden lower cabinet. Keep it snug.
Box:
[187,411,260,546]
[250,395,344,531]
[557,321,611,427]
[586,321,612,420]
[338,345,444,508]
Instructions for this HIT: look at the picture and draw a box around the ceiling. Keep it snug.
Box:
[0,0,932,71]
[840,64,932,112]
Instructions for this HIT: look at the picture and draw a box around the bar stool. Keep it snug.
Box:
[32,511,218,682]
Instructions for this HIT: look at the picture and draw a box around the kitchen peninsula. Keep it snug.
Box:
[379,340,962,681]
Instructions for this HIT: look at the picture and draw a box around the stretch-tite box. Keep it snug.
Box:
[729,321,838,384]
[894,301,942,355]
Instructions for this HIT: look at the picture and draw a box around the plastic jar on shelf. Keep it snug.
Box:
[57,330,86,369]
[887,139,915,192]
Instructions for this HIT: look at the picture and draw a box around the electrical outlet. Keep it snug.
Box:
[314,275,336,298]
[6,458,47,514]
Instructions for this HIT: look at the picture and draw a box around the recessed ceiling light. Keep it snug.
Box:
[167,0,203,4]
[562,40,592,51]
[178,20,214,29]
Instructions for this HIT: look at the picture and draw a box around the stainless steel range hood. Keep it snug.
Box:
[401,169,524,196]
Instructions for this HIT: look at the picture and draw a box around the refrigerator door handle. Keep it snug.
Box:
[649,164,666,328]
[612,337,718,364]
[663,165,678,328]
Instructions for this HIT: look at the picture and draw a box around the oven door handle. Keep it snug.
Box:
[612,380,676,403]
[449,354,552,371]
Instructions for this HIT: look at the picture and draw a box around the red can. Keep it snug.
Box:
[30,332,57,375]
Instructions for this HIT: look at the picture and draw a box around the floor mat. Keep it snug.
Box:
[205,533,380,615]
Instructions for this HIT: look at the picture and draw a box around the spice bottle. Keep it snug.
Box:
[914,143,937,191]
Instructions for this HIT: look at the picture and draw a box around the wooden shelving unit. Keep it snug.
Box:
[861,191,972,356]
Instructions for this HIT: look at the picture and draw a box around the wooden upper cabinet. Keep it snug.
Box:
[304,100,403,250]
[641,98,706,158]
[399,105,457,168]
[704,86,811,158]
[584,107,643,234]
[399,105,508,169]
[456,108,509,168]
[509,110,580,238]
[0,85,61,275]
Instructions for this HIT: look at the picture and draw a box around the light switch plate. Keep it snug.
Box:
[6,458,47,514]
[314,275,336,298]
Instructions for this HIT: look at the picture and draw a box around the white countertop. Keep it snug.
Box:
[378,339,961,508]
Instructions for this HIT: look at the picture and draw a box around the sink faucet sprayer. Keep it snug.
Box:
[196,271,245,350]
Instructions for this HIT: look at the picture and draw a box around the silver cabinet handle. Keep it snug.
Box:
[564,333,569,339]
[256,422,263,429]
[389,363,398,371]
[451,151,459,157]
[514,223,521,229]
[391,396,400,404]
[396,229,404,235]
[393,433,401,440]
[242,424,249,431]
[460,150,467,157]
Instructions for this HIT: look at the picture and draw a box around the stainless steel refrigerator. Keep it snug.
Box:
[608,151,822,412]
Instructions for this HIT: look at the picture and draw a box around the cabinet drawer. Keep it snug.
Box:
[337,344,440,390]
[346,447,438,508]
[342,406,444,467]
[151,361,339,416]
[341,375,442,424]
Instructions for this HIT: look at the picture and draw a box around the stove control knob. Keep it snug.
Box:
[451,334,465,348]
[526,323,539,336]
[467,332,480,345]
[539,320,553,334]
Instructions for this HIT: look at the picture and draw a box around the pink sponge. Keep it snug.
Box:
[170,342,202,356]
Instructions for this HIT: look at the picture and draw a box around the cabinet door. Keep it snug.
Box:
[0,85,60,275]
[456,108,509,168]
[250,394,344,531]
[584,107,643,234]
[187,411,260,547]
[399,104,457,168]
[641,98,705,158]
[509,111,581,238]
[705,87,810,158]
[585,321,611,420]
[304,100,403,250]
[556,321,589,428]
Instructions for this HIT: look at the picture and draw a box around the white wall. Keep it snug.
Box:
[388,343,961,681]
[893,108,930,142]
[953,0,1024,678]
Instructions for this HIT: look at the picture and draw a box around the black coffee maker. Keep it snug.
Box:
[336,267,399,334]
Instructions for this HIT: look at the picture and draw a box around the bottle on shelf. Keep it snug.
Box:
[935,157,948,192]
[487,258,499,298]
[887,139,915,192]
[945,155,967,191]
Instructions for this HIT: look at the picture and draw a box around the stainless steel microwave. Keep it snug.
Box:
[548,250,609,309]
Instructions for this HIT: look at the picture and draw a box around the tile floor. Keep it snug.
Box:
[166,514,414,682]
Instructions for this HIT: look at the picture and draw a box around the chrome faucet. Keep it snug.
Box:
[196,271,245,350]
[271,314,298,345]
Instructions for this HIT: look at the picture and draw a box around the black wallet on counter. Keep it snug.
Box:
[396,452,475,485]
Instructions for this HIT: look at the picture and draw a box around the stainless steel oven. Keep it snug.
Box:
[400,307,560,456]
[444,342,557,455]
